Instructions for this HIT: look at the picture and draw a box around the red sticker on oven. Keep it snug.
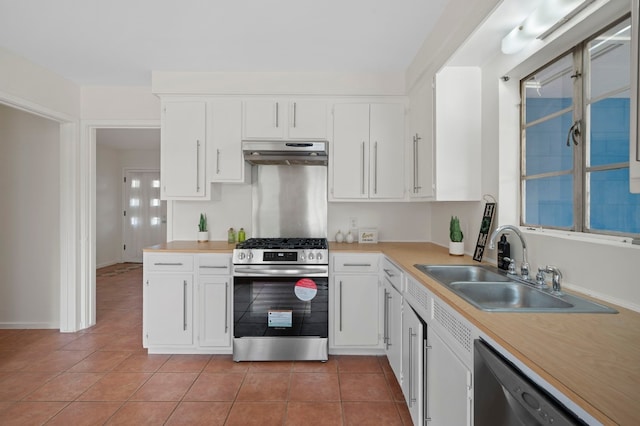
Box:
[295,278,318,301]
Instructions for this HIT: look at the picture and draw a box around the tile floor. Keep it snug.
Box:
[0,263,412,425]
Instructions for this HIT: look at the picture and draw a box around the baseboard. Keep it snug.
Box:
[0,321,59,329]
[96,260,119,269]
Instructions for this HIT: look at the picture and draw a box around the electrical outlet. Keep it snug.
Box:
[349,217,358,230]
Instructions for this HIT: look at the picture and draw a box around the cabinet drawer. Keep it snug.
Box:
[333,254,379,273]
[381,257,403,291]
[198,254,232,275]
[145,253,194,272]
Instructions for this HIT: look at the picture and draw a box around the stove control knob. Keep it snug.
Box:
[300,253,305,261]
[238,252,246,260]
[248,252,253,260]
[308,252,315,260]
[316,252,323,261]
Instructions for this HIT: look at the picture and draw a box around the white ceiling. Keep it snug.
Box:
[0,0,448,86]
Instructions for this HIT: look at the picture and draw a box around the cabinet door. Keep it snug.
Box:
[332,104,370,199]
[161,101,206,199]
[402,306,424,426]
[210,99,244,182]
[408,80,435,198]
[288,100,327,139]
[145,274,193,346]
[243,100,285,139]
[370,104,405,199]
[427,330,472,426]
[384,279,403,384]
[333,274,380,347]
[199,277,231,348]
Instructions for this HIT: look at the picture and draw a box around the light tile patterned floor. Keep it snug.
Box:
[0,263,412,425]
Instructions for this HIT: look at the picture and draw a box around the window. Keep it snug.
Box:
[521,16,640,236]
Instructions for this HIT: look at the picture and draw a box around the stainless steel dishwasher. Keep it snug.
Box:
[474,340,586,425]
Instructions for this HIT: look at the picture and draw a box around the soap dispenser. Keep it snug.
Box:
[497,234,510,270]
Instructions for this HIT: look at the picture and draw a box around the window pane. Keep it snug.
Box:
[524,54,574,123]
[588,168,640,234]
[524,111,574,175]
[524,175,573,228]
[588,20,631,100]
[589,94,630,167]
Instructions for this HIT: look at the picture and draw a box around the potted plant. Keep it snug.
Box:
[449,216,464,255]
[197,213,208,242]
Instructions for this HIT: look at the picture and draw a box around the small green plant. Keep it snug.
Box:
[450,216,463,242]
[198,213,207,232]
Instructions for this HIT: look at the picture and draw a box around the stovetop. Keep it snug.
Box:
[233,238,329,265]
[235,238,328,250]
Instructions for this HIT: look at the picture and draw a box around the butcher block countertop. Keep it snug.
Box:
[145,240,639,425]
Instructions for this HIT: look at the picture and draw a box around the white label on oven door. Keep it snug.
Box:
[268,310,292,328]
[294,278,318,301]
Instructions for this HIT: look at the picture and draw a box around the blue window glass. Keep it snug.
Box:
[524,106,573,175]
[588,168,640,234]
[524,175,574,228]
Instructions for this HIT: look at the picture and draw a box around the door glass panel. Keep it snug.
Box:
[588,20,632,100]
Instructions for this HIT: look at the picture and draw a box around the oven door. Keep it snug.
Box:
[233,265,329,338]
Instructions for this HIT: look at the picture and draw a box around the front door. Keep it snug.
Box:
[123,170,166,262]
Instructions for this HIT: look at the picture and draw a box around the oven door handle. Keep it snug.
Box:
[233,265,329,276]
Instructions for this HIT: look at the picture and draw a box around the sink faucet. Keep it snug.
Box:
[488,225,530,281]
[543,265,563,295]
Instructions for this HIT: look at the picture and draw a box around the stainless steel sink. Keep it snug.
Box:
[414,264,617,313]
[414,264,510,285]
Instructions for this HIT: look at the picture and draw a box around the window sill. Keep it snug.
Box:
[520,226,640,249]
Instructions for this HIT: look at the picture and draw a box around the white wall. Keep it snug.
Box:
[96,145,161,267]
[0,104,61,328]
[96,144,121,268]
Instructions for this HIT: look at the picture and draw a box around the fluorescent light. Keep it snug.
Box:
[501,0,593,55]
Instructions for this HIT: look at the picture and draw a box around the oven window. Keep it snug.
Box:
[233,277,328,337]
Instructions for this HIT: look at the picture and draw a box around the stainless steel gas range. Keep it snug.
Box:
[232,237,329,362]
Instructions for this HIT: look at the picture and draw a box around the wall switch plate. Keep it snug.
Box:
[349,217,358,230]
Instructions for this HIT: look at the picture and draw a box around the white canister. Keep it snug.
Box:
[345,231,354,244]
[335,230,344,243]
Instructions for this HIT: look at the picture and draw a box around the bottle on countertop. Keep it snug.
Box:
[227,227,236,244]
[238,228,246,243]
[497,234,510,270]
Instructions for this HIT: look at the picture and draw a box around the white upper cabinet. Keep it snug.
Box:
[209,99,244,183]
[243,99,327,140]
[332,103,405,200]
[433,66,482,201]
[407,79,435,198]
[161,100,208,200]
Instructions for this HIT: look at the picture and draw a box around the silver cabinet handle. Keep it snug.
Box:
[196,140,201,192]
[374,141,378,194]
[275,102,279,128]
[408,327,417,406]
[361,141,366,195]
[216,149,221,174]
[339,280,343,332]
[293,102,297,128]
[425,339,431,422]
[199,265,228,269]
[183,280,188,331]
[413,134,420,192]
[343,263,372,267]
[383,268,395,277]
[224,282,229,333]
[383,289,389,348]
[153,262,183,266]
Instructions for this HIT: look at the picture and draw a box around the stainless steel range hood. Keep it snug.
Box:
[242,141,328,165]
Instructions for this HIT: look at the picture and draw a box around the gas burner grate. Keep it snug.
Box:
[236,238,328,250]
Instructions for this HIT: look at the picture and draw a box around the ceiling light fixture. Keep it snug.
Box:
[501,0,596,55]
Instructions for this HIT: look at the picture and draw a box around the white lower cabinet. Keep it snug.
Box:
[382,258,403,383]
[144,252,232,353]
[197,254,232,349]
[331,254,382,351]
[426,329,473,426]
[145,273,194,346]
[402,305,425,426]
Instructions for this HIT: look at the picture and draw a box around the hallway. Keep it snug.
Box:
[0,264,411,425]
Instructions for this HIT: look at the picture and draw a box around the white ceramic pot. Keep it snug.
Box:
[449,241,465,256]
[197,231,209,242]
[345,232,354,244]
[335,230,344,243]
